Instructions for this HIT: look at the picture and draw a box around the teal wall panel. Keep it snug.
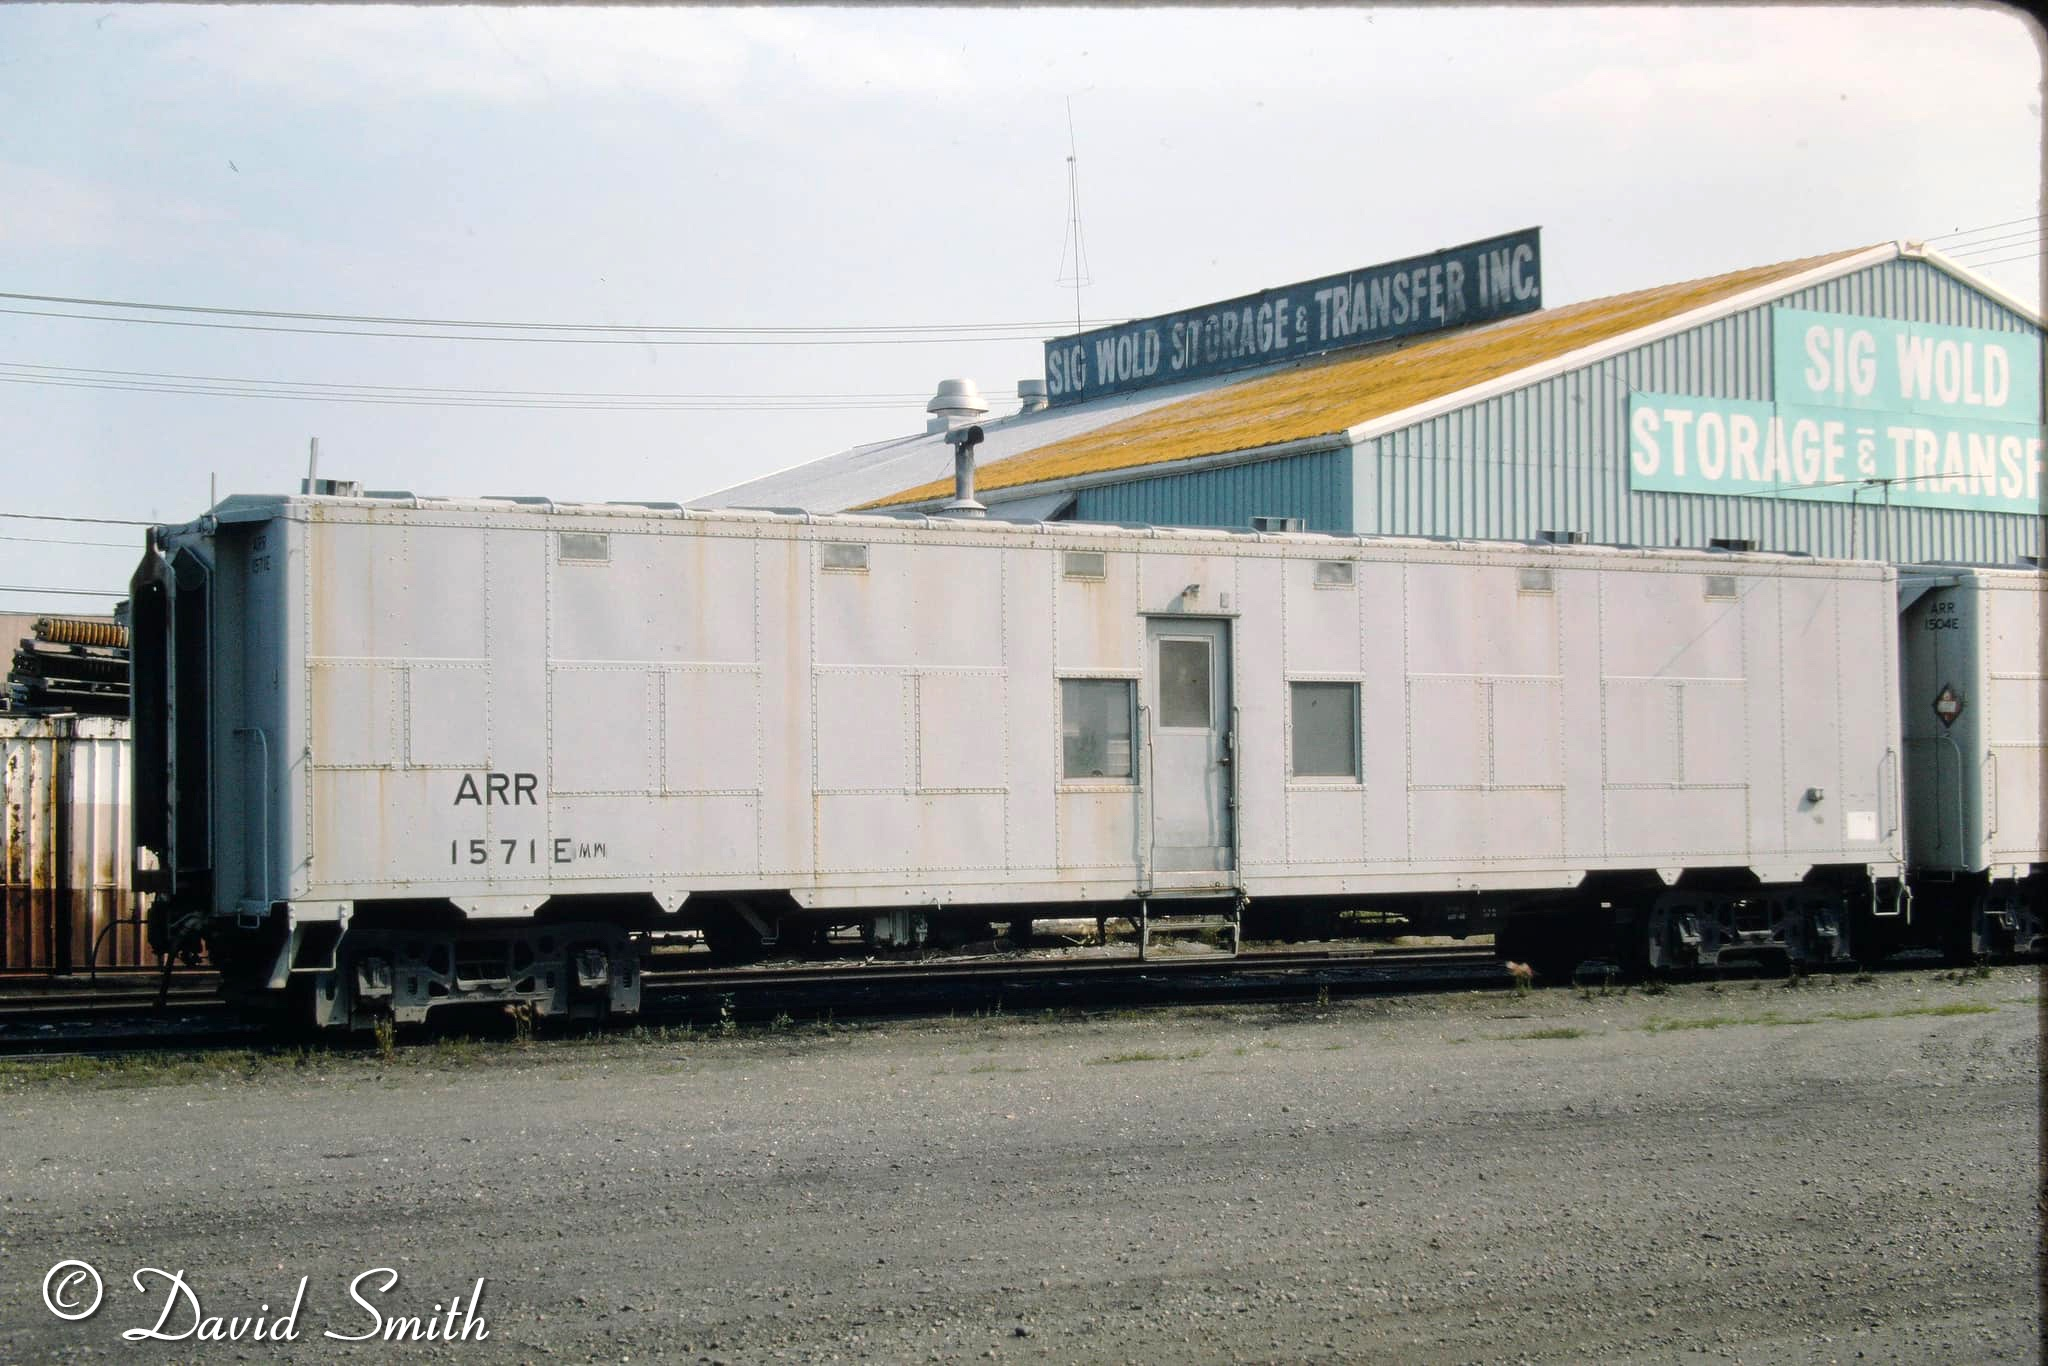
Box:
[1070,449,1352,532]
[1357,257,2045,564]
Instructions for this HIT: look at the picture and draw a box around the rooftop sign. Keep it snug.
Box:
[1042,227,1542,407]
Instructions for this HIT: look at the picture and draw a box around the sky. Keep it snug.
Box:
[1,3,2042,617]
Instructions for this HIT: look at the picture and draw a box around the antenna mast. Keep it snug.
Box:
[1054,98,1093,333]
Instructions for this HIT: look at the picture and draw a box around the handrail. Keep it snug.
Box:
[1137,703,1154,897]
[1939,732,1965,856]
[1228,703,1243,887]
[1879,747,1898,839]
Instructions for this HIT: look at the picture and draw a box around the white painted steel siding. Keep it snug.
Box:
[189,498,1904,917]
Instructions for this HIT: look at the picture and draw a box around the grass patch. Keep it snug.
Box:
[0,1047,326,1090]
[1644,1001,1998,1034]
[967,1061,1030,1075]
[1515,1026,1589,1040]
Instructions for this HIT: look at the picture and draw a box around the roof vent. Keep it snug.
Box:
[925,378,990,434]
[1537,529,1587,545]
[1016,379,1049,414]
[1709,537,1758,553]
[1251,515,1305,534]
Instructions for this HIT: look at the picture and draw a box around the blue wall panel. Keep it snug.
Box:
[1072,448,1353,533]
[1356,257,2045,563]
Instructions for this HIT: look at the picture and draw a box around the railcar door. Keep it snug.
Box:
[1144,618,1235,884]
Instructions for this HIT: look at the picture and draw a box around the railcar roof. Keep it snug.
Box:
[198,490,1899,573]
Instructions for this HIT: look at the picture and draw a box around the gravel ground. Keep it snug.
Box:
[0,965,2039,1364]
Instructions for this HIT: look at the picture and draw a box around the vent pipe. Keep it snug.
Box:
[941,424,987,518]
[1016,379,1049,414]
[926,378,990,434]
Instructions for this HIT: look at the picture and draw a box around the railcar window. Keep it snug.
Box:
[820,543,869,571]
[1060,679,1134,779]
[1291,681,1360,778]
[1063,550,1107,580]
[557,530,610,562]
[1314,561,1355,587]
[1158,640,1212,728]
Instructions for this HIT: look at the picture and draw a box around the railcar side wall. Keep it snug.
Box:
[184,500,1903,920]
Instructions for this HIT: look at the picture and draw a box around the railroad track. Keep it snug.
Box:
[0,944,1504,1055]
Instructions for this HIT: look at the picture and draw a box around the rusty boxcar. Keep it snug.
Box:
[2,714,151,971]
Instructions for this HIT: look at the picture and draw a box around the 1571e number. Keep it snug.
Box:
[449,838,607,865]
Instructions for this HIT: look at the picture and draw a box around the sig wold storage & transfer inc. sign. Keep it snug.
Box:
[1042,227,1543,406]
[1629,309,2045,515]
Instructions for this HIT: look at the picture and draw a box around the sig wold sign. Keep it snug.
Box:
[1042,228,1543,406]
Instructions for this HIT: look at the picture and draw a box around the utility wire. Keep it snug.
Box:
[0,533,138,548]
[0,373,994,412]
[1965,250,2047,269]
[0,512,158,527]
[0,585,124,597]
[0,288,1112,336]
[0,306,1079,346]
[0,360,1017,405]
[1925,214,2046,242]
[1946,229,2043,258]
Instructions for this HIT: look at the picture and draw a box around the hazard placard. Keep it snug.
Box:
[1932,683,1965,729]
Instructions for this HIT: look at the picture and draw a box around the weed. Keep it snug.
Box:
[1853,969,1876,984]
[1517,1026,1588,1040]
[715,995,737,1037]
[511,1004,534,1047]
[1313,985,1331,1010]
[1088,1048,1206,1065]
[968,1062,1029,1075]
[771,1012,794,1033]
[373,1015,397,1062]
[1640,978,1669,997]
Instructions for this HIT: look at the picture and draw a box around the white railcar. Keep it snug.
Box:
[132,492,1907,1025]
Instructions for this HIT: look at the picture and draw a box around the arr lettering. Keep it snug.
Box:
[453,772,539,806]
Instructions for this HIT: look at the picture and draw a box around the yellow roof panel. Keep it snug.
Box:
[866,246,1877,509]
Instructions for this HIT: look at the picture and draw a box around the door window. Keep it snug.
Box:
[1158,639,1212,728]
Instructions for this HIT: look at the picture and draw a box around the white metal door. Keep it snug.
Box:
[1146,618,1234,879]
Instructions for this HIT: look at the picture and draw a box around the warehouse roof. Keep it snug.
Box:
[685,374,1218,514]
[863,240,2038,512]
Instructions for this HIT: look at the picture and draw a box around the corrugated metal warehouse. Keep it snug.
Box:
[695,237,2044,564]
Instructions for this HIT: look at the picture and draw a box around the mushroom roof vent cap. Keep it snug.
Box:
[926,378,990,416]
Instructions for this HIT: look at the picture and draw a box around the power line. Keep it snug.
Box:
[0,360,1017,406]
[1946,229,2043,258]
[0,305,1086,347]
[0,585,124,597]
[0,373,1009,413]
[0,533,138,548]
[0,512,159,527]
[1965,249,2047,269]
[1925,213,2046,242]
[0,288,1111,336]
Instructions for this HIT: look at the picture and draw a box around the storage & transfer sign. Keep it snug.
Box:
[1042,227,1542,406]
[1628,308,2045,514]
